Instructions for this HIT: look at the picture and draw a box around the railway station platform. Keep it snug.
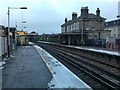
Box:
[2,46,52,88]
[2,43,92,89]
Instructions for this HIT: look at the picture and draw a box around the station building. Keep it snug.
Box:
[105,19,120,38]
[61,7,111,46]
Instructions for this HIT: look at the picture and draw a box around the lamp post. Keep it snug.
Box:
[7,7,27,57]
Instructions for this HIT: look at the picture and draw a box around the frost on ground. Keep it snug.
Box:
[0,61,6,70]
[0,57,8,70]
[34,45,92,89]
[73,46,120,56]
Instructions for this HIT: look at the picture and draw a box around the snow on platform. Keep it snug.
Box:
[0,61,6,70]
[37,41,120,56]
[28,42,34,45]
[34,45,92,89]
[66,45,120,56]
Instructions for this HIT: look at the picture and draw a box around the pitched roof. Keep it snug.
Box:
[78,13,106,20]
[61,13,106,27]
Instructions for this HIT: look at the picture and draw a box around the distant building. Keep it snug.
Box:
[105,36,120,51]
[38,34,60,42]
[61,7,110,46]
[105,19,120,38]
[105,19,120,50]
[27,31,39,42]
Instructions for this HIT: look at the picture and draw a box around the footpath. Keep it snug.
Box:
[2,46,52,88]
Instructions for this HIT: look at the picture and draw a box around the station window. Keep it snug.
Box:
[86,27,89,30]
[76,22,79,29]
[67,26,69,32]
[61,27,65,33]
[114,21,116,24]
[73,23,76,30]
[106,23,108,26]
[117,21,119,24]
[71,24,73,31]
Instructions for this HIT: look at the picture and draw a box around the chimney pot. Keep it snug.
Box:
[72,12,77,20]
[65,18,67,23]
[96,8,100,16]
[81,6,89,16]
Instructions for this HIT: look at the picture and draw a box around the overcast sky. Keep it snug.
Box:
[0,0,119,34]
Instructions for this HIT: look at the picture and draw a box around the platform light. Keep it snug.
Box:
[7,7,27,57]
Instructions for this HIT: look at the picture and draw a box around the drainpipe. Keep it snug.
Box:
[68,35,71,45]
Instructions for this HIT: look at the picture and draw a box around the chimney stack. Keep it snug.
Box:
[81,6,89,16]
[72,12,77,20]
[96,8,100,16]
[65,18,67,23]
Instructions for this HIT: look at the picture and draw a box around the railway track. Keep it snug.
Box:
[57,47,120,79]
[37,43,120,90]
[61,46,120,69]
